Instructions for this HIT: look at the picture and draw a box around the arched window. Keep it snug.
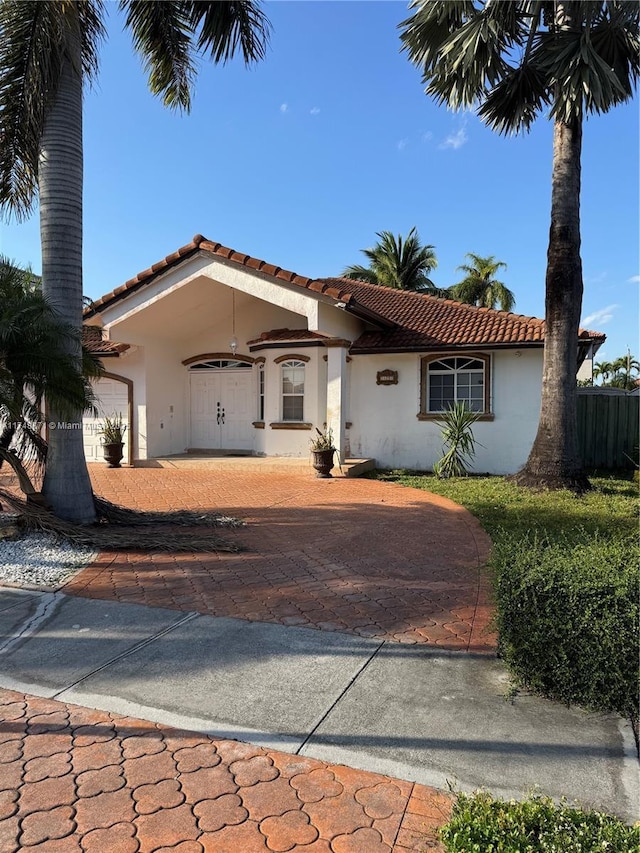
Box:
[188,359,252,370]
[421,355,490,414]
[281,360,305,421]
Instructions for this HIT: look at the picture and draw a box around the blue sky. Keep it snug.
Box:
[2,0,638,362]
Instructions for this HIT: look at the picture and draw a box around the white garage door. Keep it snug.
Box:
[83,377,130,464]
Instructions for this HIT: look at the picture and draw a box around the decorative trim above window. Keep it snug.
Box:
[273,353,311,364]
[419,353,492,418]
[253,356,266,365]
[182,352,254,367]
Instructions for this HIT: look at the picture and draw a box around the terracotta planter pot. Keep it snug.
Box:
[103,442,124,468]
[311,448,335,478]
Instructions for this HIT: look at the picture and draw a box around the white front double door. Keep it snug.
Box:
[190,371,253,450]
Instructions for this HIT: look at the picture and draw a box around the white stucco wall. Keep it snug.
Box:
[97,254,327,334]
[88,256,545,472]
[348,348,543,474]
[316,302,362,340]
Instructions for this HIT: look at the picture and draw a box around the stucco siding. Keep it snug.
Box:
[348,349,542,474]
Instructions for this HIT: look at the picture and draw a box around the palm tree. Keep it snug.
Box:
[0,257,101,479]
[593,360,614,385]
[610,353,640,389]
[0,1,270,522]
[449,253,515,311]
[401,2,639,492]
[343,228,444,294]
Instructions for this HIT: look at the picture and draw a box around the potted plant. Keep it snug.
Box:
[310,426,336,478]
[99,413,127,468]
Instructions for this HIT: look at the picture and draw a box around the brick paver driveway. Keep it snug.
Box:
[0,689,454,853]
[65,467,495,653]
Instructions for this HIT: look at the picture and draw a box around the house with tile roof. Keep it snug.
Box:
[82,235,604,472]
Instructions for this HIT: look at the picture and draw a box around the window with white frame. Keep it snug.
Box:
[422,355,489,414]
[281,360,305,421]
[257,363,265,421]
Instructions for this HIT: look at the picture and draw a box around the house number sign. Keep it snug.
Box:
[376,369,398,386]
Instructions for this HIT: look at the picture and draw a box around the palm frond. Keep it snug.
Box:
[121,0,197,111]
[0,0,104,219]
[343,227,438,292]
[0,256,101,464]
[341,264,379,284]
[478,60,550,133]
[401,0,639,130]
[188,0,271,65]
[452,252,514,310]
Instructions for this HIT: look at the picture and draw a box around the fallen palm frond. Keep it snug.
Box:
[93,495,244,528]
[0,488,243,553]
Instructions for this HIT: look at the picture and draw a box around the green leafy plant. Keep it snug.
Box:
[310,426,335,452]
[492,531,639,728]
[440,791,640,852]
[366,472,639,727]
[433,402,481,478]
[99,413,126,445]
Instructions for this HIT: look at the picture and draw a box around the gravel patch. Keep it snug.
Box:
[0,531,97,588]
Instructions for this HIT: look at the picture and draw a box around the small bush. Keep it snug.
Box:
[491,531,639,724]
[440,792,640,852]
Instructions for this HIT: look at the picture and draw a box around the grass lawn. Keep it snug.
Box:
[368,470,637,542]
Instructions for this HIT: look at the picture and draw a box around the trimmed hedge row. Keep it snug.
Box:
[491,531,639,725]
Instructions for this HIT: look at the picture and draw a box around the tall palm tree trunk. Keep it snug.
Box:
[514,114,589,492]
[40,45,96,523]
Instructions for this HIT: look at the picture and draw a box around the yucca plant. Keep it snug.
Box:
[99,413,126,445]
[310,426,335,451]
[433,402,481,479]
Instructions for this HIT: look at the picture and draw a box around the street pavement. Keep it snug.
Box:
[1,586,637,828]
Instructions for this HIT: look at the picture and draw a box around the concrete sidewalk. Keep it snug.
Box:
[1,586,637,827]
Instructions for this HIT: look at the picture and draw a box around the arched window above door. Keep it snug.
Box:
[188,359,253,370]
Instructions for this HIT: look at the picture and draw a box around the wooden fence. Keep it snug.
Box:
[577,393,639,469]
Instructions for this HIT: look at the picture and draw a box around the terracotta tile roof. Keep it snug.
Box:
[84,235,605,352]
[247,329,331,344]
[319,278,604,351]
[84,235,356,318]
[82,325,129,357]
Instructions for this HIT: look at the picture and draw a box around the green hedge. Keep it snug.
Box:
[441,792,640,852]
[491,531,639,724]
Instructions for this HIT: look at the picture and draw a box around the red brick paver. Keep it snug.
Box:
[62,467,495,652]
[0,689,453,853]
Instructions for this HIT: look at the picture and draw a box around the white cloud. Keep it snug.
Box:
[582,304,619,326]
[627,274,640,283]
[279,103,288,113]
[439,127,468,150]
[310,107,320,115]
[422,131,433,142]
[397,138,409,151]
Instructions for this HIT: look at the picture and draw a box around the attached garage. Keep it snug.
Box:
[83,374,131,465]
